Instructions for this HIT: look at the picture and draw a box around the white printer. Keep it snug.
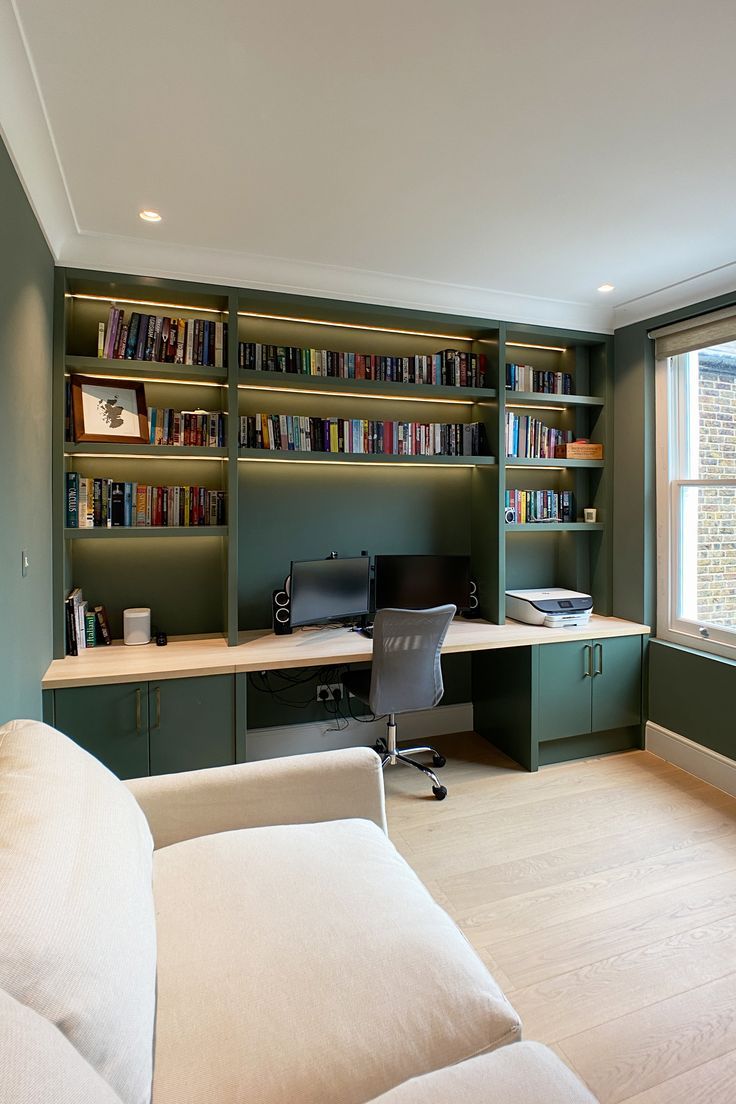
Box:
[505,588,593,628]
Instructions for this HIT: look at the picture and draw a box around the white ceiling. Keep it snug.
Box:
[3,0,736,331]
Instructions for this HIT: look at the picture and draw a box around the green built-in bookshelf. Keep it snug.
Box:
[52,269,613,657]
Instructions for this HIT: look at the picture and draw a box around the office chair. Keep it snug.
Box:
[343,605,456,800]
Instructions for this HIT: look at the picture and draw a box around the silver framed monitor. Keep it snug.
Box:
[289,556,372,628]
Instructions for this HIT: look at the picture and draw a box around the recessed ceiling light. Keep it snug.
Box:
[597,283,615,293]
[139,209,162,223]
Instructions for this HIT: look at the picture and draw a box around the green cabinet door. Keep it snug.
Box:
[591,636,642,733]
[536,640,593,742]
[148,675,235,775]
[54,682,149,780]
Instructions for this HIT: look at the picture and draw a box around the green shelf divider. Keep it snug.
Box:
[237,448,496,466]
[64,526,228,539]
[65,442,227,459]
[66,355,227,385]
[505,457,605,469]
[504,391,604,407]
[505,522,604,532]
[238,369,496,403]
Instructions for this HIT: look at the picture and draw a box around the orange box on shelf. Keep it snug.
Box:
[555,440,604,460]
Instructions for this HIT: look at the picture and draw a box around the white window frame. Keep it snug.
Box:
[656,350,736,660]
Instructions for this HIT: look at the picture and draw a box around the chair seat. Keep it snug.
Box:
[151,818,520,1104]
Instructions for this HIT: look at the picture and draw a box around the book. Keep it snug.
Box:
[110,482,125,526]
[239,415,486,457]
[65,472,79,528]
[94,605,112,645]
[237,342,486,388]
[99,310,230,367]
[63,477,226,528]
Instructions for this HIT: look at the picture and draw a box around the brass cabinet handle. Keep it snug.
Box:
[583,644,592,677]
[152,687,161,731]
[135,688,142,734]
[594,642,603,676]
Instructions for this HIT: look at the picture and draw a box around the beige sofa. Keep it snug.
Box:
[0,719,596,1104]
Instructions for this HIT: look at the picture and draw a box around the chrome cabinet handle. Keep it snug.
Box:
[135,688,142,734]
[583,644,592,677]
[152,687,161,731]
[594,642,603,676]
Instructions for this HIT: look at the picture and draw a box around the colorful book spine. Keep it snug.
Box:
[237,343,486,389]
[238,416,485,457]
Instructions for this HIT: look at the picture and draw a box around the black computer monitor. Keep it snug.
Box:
[374,554,471,612]
[289,557,371,628]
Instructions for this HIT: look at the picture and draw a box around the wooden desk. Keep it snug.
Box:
[43,617,650,776]
[42,615,649,689]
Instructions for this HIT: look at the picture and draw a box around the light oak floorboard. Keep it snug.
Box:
[384,734,736,1104]
[618,1047,736,1103]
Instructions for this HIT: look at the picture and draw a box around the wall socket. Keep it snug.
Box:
[317,683,343,702]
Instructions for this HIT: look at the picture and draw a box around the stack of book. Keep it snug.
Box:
[147,408,225,447]
[505,363,573,394]
[505,489,575,524]
[505,413,573,459]
[238,343,486,387]
[239,415,485,456]
[65,473,226,527]
[65,589,111,655]
[100,307,228,367]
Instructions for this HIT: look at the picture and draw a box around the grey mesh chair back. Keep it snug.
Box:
[368,605,457,717]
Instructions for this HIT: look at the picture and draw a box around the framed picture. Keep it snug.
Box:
[71,376,148,443]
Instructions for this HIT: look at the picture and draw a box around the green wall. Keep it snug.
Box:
[614,290,736,758]
[0,138,54,723]
[649,640,736,756]
[239,462,473,727]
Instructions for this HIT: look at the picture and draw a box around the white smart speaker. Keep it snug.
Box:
[123,607,151,646]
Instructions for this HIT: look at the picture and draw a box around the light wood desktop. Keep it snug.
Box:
[42,615,650,690]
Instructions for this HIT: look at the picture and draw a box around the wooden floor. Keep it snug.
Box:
[384,733,736,1104]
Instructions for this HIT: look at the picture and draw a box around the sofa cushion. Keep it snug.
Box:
[0,987,124,1104]
[364,1042,599,1103]
[151,818,521,1104]
[0,721,156,1104]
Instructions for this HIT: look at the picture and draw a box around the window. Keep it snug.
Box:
[654,313,736,660]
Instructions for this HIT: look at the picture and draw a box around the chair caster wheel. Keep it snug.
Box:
[432,754,446,768]
[432,785,447,801]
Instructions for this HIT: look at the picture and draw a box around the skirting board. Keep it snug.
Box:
[645,721,736,799]
[246,701,473,762]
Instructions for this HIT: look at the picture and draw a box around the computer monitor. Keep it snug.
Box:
[374,554,471,612]
[289,556,371,628]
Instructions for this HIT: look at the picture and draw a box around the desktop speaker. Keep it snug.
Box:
[461,579,482,619]
[272,586,293,635]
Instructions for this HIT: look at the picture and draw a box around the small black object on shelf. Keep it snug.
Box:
[156,631,168,647]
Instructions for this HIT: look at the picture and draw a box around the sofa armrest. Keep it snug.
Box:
[125,746,386,849]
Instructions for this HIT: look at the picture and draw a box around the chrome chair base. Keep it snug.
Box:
[375,716,448,800]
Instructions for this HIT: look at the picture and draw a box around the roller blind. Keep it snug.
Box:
[649,306,736,359]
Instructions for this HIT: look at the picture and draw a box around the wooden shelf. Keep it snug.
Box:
[506,522,604,532]
[505,457,605,469]
[64,526,228,539]
[238,369,496,404]
[237,448,495,466]
[504,391,603,408]
[65,442,227,459]
[65,355,227,384]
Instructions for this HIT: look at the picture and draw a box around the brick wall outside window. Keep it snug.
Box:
[697,352,736,627]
